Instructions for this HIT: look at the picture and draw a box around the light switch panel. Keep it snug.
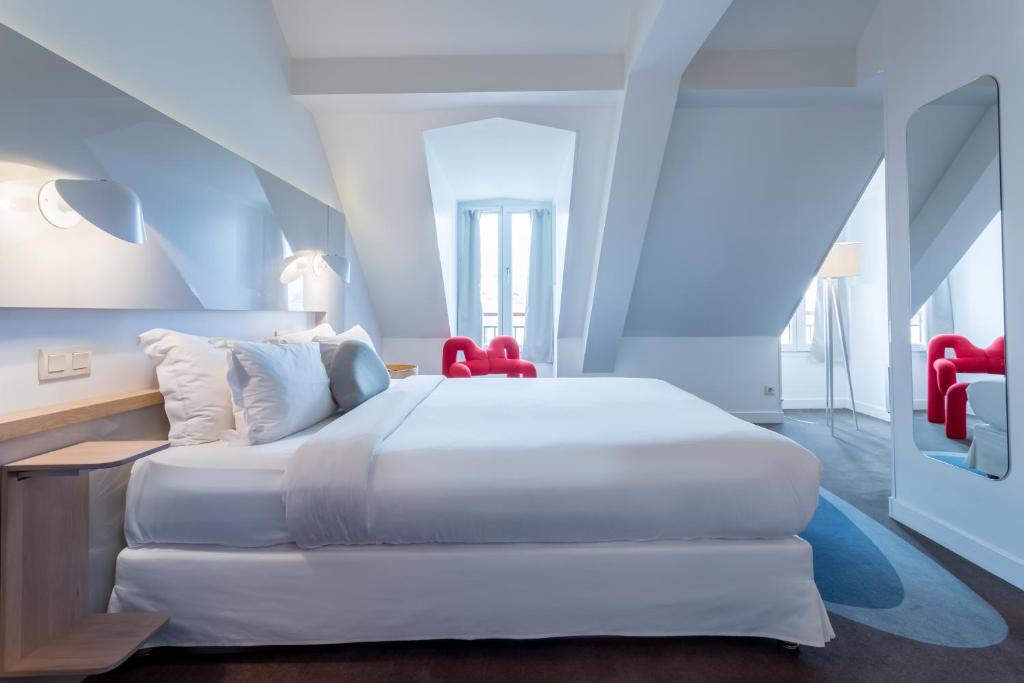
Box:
[71,350,91,371]
[38,348,91,381]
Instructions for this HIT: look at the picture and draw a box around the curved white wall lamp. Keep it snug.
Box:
[279,205,352,284]
[317,253,351,283]
[279,250,319,284]
[38,179,146,244]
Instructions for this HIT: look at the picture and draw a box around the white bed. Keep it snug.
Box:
[111,375,833,647]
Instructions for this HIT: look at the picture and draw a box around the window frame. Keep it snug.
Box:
[459,198,552,346]
[781,280,818,353]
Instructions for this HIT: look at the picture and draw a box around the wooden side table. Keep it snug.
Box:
[1,441,169,677]
[386,363,419,379]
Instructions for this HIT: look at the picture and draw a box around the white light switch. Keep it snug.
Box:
[38,348,91,381]
[71,351,91,371]
[47,354,66,373]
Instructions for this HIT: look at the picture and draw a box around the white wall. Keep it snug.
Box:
[782,162,890,422]
[949,214,1004,346]
[0,2,380,417]
[558,336,783,422]
[881,0,1024,589]
[310,101,619,340]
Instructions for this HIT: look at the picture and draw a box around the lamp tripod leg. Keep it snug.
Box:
[830,280,859,431]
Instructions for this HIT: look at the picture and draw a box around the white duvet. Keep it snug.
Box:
[283,376,821,549]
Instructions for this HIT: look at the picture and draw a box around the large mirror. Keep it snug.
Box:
[0,24,343,312]
[907,76,1007,479]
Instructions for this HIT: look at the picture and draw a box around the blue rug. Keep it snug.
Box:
[924,451,990,478]
[802,489,1007,647]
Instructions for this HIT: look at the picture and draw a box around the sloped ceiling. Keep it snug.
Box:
[624,87,883,337]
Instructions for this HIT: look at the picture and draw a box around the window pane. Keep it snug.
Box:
[509,212,532,345]
[803,280,817,346]
[479,212,500,344]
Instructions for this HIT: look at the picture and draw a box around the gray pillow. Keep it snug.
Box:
[328,340,390,411]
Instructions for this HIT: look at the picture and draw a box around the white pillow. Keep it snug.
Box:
[138,329,234,446]
[313,324,377,367]
[218,340,336,444]
[274,322,337,344]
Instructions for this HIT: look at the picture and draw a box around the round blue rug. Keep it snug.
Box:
[801,488,1007,647]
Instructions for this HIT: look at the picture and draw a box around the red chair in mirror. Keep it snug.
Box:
[927,334,1005,439]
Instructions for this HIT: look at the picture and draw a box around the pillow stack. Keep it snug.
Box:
[216,339,336,444]
[139,329,234,446]
[140,322,390,447]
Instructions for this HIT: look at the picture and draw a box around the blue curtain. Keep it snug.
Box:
[456,208,482,343]
[524,208,554,363]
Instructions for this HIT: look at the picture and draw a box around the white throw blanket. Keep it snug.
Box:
[283,376,821,549]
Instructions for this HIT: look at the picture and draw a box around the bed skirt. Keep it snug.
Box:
[109,537,834,648]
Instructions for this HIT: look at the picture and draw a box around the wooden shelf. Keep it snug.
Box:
[5,440,169,474]
[0,389,164,442]
[4,613,168,677]
[2,441,169,676]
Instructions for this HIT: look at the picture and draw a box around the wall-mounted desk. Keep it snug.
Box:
[1,440,169,677]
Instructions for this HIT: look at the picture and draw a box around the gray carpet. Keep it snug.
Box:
[92,410,1024,682]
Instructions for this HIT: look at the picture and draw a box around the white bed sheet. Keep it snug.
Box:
[124,417,336,548]
[285,376,821,547]
[109,538,834,647]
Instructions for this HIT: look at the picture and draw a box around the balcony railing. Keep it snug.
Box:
[482,312,525,345]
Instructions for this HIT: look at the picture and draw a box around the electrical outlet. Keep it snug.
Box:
[764,384,777,396]
[38,348,91,381]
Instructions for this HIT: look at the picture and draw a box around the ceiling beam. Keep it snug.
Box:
[290,54,624,96]
[580,0,732,372]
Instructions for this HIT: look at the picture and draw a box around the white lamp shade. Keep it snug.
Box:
[318,253,351,283]
[41,179,146,244]
[280,252,315,284]
[817,241,862,278]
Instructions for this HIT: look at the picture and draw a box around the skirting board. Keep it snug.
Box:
[782,399,890,423]
[732,410,783,425]
[890,496,1024,591]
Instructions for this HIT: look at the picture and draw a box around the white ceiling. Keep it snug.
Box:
[423,117,575,201]
[272,0,635,59]
[703,0,879,51]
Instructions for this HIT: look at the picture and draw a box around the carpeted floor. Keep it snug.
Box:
[92,410,1024,682]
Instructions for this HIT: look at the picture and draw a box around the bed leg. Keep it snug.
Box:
[778,640,800,653]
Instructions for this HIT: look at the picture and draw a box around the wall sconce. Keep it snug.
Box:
[38,179,146,244]
[278,206,352,284]
[279,250,319,284]
[317,253,351,283]
[278,251,352,285]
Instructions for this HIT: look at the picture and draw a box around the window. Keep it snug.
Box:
[909,309,925,348]
[468,202,546,346]
[781,280,818,351]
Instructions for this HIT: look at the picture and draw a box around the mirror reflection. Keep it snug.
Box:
[0,23,339,312]
[907,76,1007,479]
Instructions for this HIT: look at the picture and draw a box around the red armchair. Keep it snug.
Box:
[927,334,1005,439]
[442,336,537,378]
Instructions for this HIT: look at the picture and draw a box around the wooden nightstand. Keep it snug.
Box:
[386,363,419,379]
[1,440,169,677]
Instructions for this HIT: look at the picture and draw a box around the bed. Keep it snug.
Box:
[110,376,833,648]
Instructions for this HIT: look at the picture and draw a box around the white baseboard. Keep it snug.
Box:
[781,398,891,422]
[732,410,784,425]
[890,496,1024,591]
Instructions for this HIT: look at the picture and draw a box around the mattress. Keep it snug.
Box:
[124,417,335,548]
[109,538,835,647]
[285,376,822,547]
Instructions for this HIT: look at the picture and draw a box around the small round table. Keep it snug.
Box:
[386,363,418,379]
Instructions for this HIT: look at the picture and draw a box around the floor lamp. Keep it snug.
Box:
[818,242,862,436]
